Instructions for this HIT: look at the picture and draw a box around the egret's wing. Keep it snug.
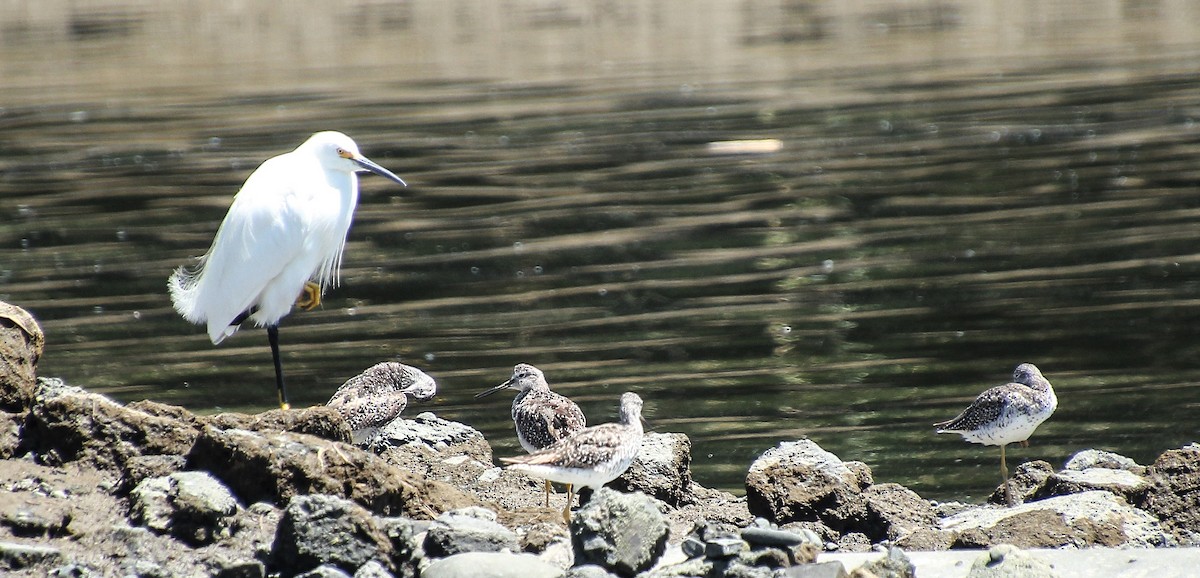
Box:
[192,158,310,342]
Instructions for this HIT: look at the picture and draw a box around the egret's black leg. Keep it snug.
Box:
[267,324,290,410]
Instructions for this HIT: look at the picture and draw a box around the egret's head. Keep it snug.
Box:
[304,131,407,186]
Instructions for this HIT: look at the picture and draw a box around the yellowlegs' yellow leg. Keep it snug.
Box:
[562,484,574,524]
[1000,444,1013,507]
[295,281,322,310]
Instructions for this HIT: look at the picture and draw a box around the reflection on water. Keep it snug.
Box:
[3,0,1200,502]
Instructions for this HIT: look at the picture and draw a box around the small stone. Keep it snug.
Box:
[421,552,562,578]
[563,564,619,578]
[423,508,519,557]
[680,536,705,558]
[296,565,353,578]
[354,560,394,578]
[780,561,849,578]
[704,537,745,558]
[1064,449,1144,473]
[965,544,1058,578]
[213,560,265,578]
[858,546,916,578]
[741,526,805,547]
[571,488,669,577]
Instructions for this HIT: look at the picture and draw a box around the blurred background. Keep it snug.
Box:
[3,0,1200,502]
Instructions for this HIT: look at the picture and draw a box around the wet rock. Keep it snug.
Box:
[206,406,353,444]
[26,386,199,471]
[986,460,1053,506]
[861,483,939,543]
[0,301,44,413]
[1137,443,1200,544]
[129,471,240,546]
[187,425,478,518]
[745,439,868,531]
[965,544,1058,578]
[0,540,62,570]
[610,432,694,506]
[856,546,915,578]
[423,507,520,557]
[945,490,1171,548]
[571,488,669,577]
[271,494,395,576]
[1064,449,1145,474]
[421,551,562,578]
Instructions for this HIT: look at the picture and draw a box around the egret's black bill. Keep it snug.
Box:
[354,156,407,186]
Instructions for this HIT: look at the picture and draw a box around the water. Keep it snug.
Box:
[3,0,1200,502]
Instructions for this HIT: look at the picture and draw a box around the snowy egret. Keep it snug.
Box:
[935,363,1058,506]
[168,131,406,410]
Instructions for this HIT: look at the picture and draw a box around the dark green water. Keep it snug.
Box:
[2,1,1200,502]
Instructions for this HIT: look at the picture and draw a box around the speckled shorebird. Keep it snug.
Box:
[474,363,586,507]
[935,363,1058,506]
[500,391,644,523]
[327,362,437,445]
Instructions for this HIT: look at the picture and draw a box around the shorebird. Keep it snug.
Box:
[169,131,406,410]
[475,363,586,507]
[327,362,437,445]
[501,391,645,523]
[935,363,1058,506]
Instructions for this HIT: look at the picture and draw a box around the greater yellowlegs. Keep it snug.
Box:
[501,391,644,523]
[327,362,437,444]
[935,363,1058,506]
[475,363,586,507]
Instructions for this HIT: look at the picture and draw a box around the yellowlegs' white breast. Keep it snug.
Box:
[475,363,586,506]
[501,391,644,522]
[935,363,1057,505]
[327,362,437,445]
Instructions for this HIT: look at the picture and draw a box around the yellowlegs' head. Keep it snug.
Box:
[474,363,547,399]
[300,131,407,185]
[618,391,644,425]
[1012,363,1043,385]
[399,365,438,401]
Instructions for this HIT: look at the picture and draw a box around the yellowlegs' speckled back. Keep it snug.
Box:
[935,363,1058,506]
[327,362,437,445]
[475,363,586,506]
[500,391,644,523]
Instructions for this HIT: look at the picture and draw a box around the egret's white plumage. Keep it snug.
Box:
[169,131,406,408]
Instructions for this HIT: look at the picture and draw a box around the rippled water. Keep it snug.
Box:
[3,0,1200,502]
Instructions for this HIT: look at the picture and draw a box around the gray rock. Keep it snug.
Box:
[0,540,62,570]
[130,471,240,545]
[944,490,1171,548]
[857,546,915,578]
[354,560,395,578]
[744,439,868,530]
[0,411,20,459]
[780,561,848,578]
[297,565,353,578]
[271,494,395,576]
[423,507,520,557]
[610,432,694,506]
[563,564,618,578]
[1137,444,1200,544]
[572,488,669,577]
[49,564,99,578]
[371,412,492,463]
[740,526,806,547]
[214,560,266,578]
[421,552,562,578]
[965,544,1058,578]
[704,537,745,558]
[1064,449,1144,474]
[986,460,1054,506]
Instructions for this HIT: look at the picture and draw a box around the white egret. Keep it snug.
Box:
[168,131,406,410]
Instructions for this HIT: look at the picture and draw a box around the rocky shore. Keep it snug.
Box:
[2,302,1198,577]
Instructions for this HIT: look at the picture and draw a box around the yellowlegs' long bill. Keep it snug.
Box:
[501,391,644,523]
[935,363,1058,506]
[475,363,586,507]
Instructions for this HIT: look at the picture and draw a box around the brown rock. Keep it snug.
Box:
[952,508,1127,549]
[0,411,21,459]
[206,406,352,443]
[0,302,44,413]
[611,431,694,506]
[1137,444,1200,544]
[27,389,199,471]
[745,440,868,531]
[186,425,478,519]
[862,483,939,543]
[987,460,1053,506]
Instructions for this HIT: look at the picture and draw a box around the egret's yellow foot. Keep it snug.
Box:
[295,282,322,310]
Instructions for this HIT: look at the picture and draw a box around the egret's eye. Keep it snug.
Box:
[336,147,352,159]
